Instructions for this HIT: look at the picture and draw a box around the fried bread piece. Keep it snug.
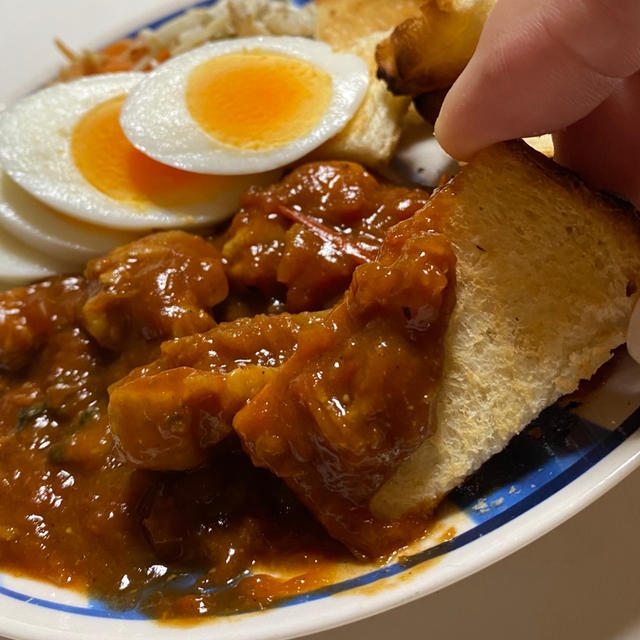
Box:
[372,141,640,518]
[313,0,424,167]
[376,0,496,96]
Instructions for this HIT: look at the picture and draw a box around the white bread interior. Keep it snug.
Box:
[371,140,640,519]
[308,31,411,169]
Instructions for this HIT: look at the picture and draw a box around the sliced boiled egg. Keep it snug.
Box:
[0,170,137,265]
[120,36,369,175]
[0,222,74,285]
[0,73,279,231]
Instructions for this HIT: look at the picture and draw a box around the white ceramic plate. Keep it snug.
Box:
[1,2,639,640]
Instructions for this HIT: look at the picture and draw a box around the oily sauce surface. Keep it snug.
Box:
[0,162,453,618]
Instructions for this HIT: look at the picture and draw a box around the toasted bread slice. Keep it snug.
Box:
[376,0,496,96]
[371,140,640,519]
[308,31,411,169]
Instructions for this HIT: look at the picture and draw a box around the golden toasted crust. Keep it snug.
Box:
[371,140,640,519]
[376,0,496,96]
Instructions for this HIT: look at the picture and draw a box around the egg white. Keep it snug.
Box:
[0,170,138,266]
[120,36,370,175]
[0,222,74,285]
[0,73,279,231]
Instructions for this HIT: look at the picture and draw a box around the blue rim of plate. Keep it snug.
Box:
[1,0,639,622]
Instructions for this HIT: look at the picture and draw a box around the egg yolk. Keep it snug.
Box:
[71,95,228,208]
[186,51,333,151]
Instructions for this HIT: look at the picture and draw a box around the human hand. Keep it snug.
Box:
[434,0,640,208]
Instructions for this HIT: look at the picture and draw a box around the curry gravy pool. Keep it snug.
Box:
[0,161,454,619]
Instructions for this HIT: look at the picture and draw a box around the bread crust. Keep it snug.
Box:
[371,140,640,519]
[376,0,496,96]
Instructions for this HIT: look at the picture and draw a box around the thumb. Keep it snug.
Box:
[434,0,640,159]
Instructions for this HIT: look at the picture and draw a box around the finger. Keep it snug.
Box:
[554,70,640,209]
[435,0,640,159]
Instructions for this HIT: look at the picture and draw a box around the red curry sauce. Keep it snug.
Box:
[0,162,454,618]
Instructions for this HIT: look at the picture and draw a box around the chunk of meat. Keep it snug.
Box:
[115,311,325,386]
[233,206,456,558]
[0,277,86,372]
[108,312,325,470]
[154,311,325,375]
[222,161,430,311]
[82,231,228,351]
[109,366,277,471]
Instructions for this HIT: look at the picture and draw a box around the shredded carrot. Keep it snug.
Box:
[100,38,151,72]
[102,39,135,57]
[56,37,165,81]
[155,48,170,65]
[54,38,77,62]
